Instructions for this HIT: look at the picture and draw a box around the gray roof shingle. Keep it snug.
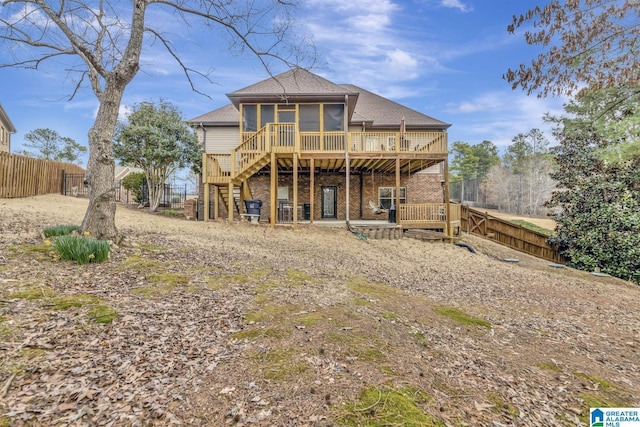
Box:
[188,69,450,130]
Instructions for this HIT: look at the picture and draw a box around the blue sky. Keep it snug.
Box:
[0,0,566,166]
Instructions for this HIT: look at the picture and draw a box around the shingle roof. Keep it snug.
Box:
[188,104,238,126]
[229,67,356,98]
[340,84,450,130]
[188,69,450,130]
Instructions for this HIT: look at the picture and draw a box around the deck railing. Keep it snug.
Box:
[239,128,447,154]
[203,153,232,184]
[398,203,461,226]
[205,127,448,184]
[348,131,446,153]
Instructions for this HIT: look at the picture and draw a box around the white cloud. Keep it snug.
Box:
[444,91,567,148]
[440,0,473,12]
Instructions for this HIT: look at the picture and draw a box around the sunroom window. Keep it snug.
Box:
[323,104,344,131]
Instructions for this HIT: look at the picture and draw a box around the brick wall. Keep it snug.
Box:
[199,170,444,221]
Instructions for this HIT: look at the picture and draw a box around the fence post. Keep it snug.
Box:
[61,170,66,195]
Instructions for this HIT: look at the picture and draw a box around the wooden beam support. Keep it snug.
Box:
[293,154,298,228]
[444,159,452,239]
[213,185,219,220]
[270,152,277,227]
[228,182,234,221]
[395,158,401,210]
[203,183,210,222]
[310,158,315,224]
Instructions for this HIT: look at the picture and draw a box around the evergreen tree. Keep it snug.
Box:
[546,89,640,284]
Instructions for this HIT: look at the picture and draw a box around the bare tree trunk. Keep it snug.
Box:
[81,84,125,241]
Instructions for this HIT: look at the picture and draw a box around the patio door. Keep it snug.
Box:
[322,186,337,219]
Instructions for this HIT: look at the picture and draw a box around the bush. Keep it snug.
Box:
[121,172,146,203]
[53,235,110,264]
[43,225,79,237]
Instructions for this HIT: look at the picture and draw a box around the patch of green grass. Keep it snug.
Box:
[148,273,190,287]
[353,297,373,306]
[244,303,302,323]
[137,242,166,252]
[52,294,100,310]
[20,348,47,359]
[207,273,250,289]
[536,361,562,372]
[487,393,520,418]
[286,268,313,286]
[9,243,55,256]
[251,348,308,381]
[573,372,611,390]
[43,225,79,238]
[11,287,57,300]
[54,235,110,264]
[230,327,287,340]
[162,209,179,216]
[381,311,398,321]
[509,219,553,236]
[337,386,446,426]
[131,285,175,298]
[346,275,400,300]
[433,306,491,329]
[296,311,325,327]
[325,331,388,362]
[88,305,119,324]
[121,255,164,271]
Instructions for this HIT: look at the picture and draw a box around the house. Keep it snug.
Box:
[0,102,17,153]
[188,68,459,235]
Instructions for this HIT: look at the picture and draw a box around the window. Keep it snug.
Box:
[323,104,344,131]
[260,105,274,128]
[242,105,257,132]
[378,187,406,209]
[299,104,320,131]
[277,186,289,200]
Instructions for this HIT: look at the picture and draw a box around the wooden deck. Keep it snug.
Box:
[202,124,457,235]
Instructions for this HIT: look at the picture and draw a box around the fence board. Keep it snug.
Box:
[460,205,566,263]
[0,152,85,198]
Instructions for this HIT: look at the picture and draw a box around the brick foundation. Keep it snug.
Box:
[199,170,443,221]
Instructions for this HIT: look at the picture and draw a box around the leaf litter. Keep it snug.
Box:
[0,195,639,426]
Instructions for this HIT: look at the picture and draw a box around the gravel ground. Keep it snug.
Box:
[0,194,639,426]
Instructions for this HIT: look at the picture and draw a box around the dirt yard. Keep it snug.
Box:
[1,195,638,426]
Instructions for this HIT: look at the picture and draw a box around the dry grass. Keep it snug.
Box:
[0,195,638,426]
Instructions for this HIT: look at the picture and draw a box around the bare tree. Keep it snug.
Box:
[1,0,313,240]
[505,1,640,98]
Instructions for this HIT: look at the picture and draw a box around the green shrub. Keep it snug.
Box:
[43,225,79,237]
[121,172,146,203]
[54,235,110,264]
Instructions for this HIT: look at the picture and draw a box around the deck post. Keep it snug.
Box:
[204,183,210,222]
[213,185,219,220]
[228,182,234,221]
[239,181,245,218]
[293,154,298,227]
[444,159,452,238]
[270,152,277,227]
[395,158,401,212]
[309,158,315,224]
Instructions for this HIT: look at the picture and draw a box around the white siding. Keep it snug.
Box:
[197,126,240,154]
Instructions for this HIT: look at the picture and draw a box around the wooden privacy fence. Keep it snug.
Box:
[0,152,85,198]
[460,205,566,264]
